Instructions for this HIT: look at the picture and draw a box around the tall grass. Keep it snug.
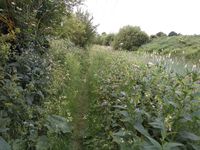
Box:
[139,35,200,64]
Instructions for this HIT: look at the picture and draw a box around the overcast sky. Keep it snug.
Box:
[82,0,200,35]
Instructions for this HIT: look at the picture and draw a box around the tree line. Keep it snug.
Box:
[93,25,180,51]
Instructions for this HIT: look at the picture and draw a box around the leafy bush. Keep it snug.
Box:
[168,31,178,36]
[113,26,149,51]
[103,33,115,46]
[84,47,200,149]
[0,0,83,149]
[156,32,167,37]
[93,33,103,45]
[58,10,96,47]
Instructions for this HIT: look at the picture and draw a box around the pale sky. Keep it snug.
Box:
[82,0,200,35]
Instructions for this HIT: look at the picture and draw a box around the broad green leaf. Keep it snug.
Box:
[113,105,127,110]
[146,136,162,150]
[36,136,49,150]
[134,123,162,149]
[189,143,200,150]
[134,122,150,137]
[142,140,162,150]
[179,131,200,141]
[163,142,183,150]
[149,118,164,130]
[0,137,11,150]
[12,139,26,150]
[46,115,71,134]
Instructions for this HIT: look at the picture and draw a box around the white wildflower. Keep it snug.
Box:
[147,62,154,66]
[16,7,22,11]
[184,64,187,68]
[11,2,16,5]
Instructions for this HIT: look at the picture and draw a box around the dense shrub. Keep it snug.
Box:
[0,0,83,149]
[93,33,103,45]
[113,26,149,51]
[103,33,115,46]
[156,32,167,37]
[168,31,178,36]
[58,10,96,47]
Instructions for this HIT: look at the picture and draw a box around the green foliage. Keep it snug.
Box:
[0,137,11,150]
[139,35,200,63]
[113,26,149,51]
[168,31,178,36]
[103,33,115,46]
[44,39,87,149]
[83,46,200,149]
[0,0,84,149]
[58,10,96,47]
[93,33,115,46]
[156,32,167,37]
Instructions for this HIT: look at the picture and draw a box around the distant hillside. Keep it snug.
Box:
[139,35,200,63]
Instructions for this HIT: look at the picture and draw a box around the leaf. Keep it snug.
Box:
[112,105,127,110]
[37,91,44,100]
[189,143,200,150]
[46,115,71,134]
[0,137,11,150]
[192,111,200,118]
[134,123,162,149]
[179,131,200,141]
[149,118,164,130]
[112,130,126,137]
[146,136,162,150]
[142,140,162,150]
[36,136,49,150]
[119,111,131,122]
[134,122,150,137]
[12,139,26,150]
[163,142,183,150]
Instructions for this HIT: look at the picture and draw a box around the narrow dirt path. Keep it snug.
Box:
[71,50,90,150]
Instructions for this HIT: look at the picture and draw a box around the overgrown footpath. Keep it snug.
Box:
[71,49,90,150]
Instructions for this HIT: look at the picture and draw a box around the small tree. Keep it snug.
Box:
[58,9,96,47]
[168,31,178,36]
[156,32,167,37]
[113,26,149,51]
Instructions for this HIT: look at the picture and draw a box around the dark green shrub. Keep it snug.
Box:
[103,33,115,46]
[168,31,178,36]
[113,26,149,51]
[58,10,96,47]
[0,0,83,148]
[156,32,167,37]
[93,33,103,45]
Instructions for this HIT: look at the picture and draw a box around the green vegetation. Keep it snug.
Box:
[83,46,200,149]
[57,10,96,48]
[113,26,149,51]
[0,0,200,150]
[139,35,200,63]
[93,32,115,46]
[0,0,95,149]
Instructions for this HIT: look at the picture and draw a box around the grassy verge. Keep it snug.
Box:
[139,35,200,64]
